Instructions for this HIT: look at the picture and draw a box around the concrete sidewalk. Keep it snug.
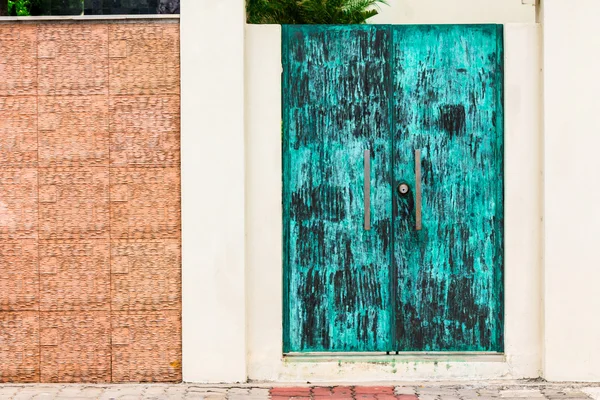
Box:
[0,381,599,399]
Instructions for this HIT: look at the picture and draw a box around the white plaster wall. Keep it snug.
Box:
[503,24,544,379]
[244,24,284,382]
[181,0,247,383]
[543,0,600,382]
[369,0,536,24]
[244,23,543,382]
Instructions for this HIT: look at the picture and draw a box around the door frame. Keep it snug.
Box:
[281,24,505,355]
[243,23,542,381]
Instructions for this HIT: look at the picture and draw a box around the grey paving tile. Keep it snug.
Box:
[395,386,417,395]
[500,389,544,398]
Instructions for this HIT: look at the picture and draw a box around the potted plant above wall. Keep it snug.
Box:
[247,0,388,24]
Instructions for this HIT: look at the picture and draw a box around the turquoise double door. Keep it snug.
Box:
[283,25,504,353]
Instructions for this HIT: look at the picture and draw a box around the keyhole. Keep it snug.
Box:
[398,183,410,195]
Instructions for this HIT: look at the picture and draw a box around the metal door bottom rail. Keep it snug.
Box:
[284,352,505,362]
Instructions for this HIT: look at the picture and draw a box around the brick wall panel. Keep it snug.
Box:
[0,240,38,311]
[0,97,38,167]
[111,240,180,311]
[0,21,181,383]
[0,312,39,383]
[109,24,180,95]
[40,312,111,383]
[0,169,38,239]
[111,311,181,382]
[40,241,110,311]
[0,26,37,96]
[38,25,108,96]
[39,96,109,167]
[39,169,109,240]
[110,168,180,240]
[109,96,180,167]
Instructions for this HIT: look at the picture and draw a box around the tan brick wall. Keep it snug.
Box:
[0,21,181,383]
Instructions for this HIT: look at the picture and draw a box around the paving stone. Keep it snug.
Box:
[582,387,600,400]
[98,388,126,400]
[164,387,188,397]
[144,385,169,395]
[0,388,20,400]
[331,387,353,396]
[186,387,228,394]
[184,394,210,400]
[500,398,549,400]
[478,389,503,397]
[457,388,482,399]
[500,389,544,398]
[77,386,106,396]
[395,386,417,395]
[246,388,271,399]
[355,386,395,395]
[31,394,57,400]
[544,389,593,399]
[270,387,312,397]
[418,387,459,396]
[32,389,61,399]
[116,395,140,400]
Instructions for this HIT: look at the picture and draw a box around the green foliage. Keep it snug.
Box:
[247,0,388,24]
[8,0,51,16]
[7,0,85,16]
[8,0,32,15]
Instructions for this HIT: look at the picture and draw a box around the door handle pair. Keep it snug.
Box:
[364,149,422,231]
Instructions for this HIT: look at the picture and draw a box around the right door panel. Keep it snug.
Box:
[391,25,504,351]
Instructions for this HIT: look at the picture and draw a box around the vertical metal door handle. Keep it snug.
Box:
[364,149,370,231]
[415,149,422,231]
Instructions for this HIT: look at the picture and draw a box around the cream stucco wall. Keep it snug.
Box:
[181,0,247,383]
[182,0,600,384]
[244,23,543,382]
[370,0,536,24]
[542,0,600,382]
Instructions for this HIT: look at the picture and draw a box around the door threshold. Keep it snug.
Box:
[283,352,506,363]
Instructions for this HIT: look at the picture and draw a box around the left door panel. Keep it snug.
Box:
[283,26,393,352]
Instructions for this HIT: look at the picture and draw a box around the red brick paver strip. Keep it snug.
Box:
[331,387,354,396]
[271,397,312,400]
[270,387,313,398]
[270,386,419,399]
[313,386,349,399]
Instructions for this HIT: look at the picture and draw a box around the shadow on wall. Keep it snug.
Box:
[2,0,180,16]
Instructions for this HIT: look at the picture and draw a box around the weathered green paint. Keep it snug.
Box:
[283,26,393,352]
[391,25,504,351]
[283,25,504,353]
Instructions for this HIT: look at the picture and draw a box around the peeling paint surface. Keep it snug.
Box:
[391,25,504,351]
[283,26,393,352]
[283,25,503,353]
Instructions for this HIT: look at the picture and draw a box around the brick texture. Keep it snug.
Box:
[112,311,182,382]
[0,312,40,383]
[0,26,37,96]
[0,240,38,311]
[0,22,181,383]
[40,312,111,383]
[0,97,37,167]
